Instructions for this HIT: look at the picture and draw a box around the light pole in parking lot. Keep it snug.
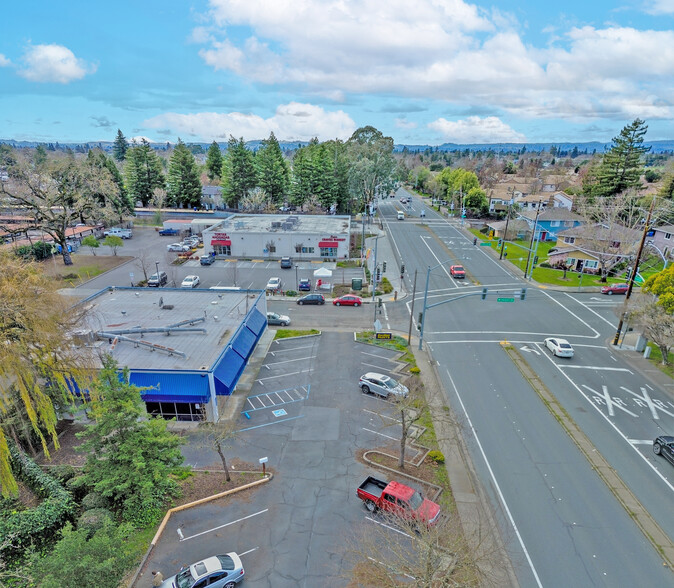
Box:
[295,264,298,288]
[155,261,159,278]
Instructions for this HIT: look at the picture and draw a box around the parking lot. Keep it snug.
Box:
[143,331,425,587]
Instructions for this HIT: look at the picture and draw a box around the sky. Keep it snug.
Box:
[2,0,674,146]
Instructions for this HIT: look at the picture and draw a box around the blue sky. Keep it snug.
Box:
[2,0,674,145]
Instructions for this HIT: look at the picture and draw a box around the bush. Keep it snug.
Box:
[428,450,445,464]
[379,277,393,294]
[65,476,90,502]
[81,492,109,511]
[48,464,77,484]
[285,290,298,297]
[409,366,421,374]
[77,508,113,538]
[539,262,551,268]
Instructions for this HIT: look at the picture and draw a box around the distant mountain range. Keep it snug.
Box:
[3,138,674,154]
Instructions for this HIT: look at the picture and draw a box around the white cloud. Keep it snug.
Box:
[143,102,356,142]
[18,44,96,83]
[0,54,10,67]
[195,0,674,123]
[644,0,674,14]
[428,116,526,143]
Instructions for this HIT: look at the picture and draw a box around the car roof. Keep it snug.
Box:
[362,372,391,381]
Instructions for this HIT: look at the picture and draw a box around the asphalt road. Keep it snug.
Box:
[378,188,674,586]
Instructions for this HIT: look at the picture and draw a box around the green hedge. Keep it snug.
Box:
[0,442,76,557]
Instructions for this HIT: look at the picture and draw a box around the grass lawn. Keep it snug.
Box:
[645,343,674,379]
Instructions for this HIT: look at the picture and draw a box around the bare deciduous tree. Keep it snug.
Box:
[628,294,674,364]
[200,420,238,482]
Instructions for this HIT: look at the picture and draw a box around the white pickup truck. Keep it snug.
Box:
[103,227,132,239]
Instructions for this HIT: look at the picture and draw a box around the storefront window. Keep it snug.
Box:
[320,247,337,257]
[214,245,231,255]
[146,401,205,422]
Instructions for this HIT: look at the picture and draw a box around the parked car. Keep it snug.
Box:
[147,271,168,287]
[159,553,244,588]
[449,265,465,279]
[158,227,179,236]
[267,312,291,326]
[167,243,190,252]
[359,372,408,399]
[653,436,674,466]
[544,337,574,358]
[181,275,200,288]
[103,227,132,239]
[601,283,629,295]
[297,293,325,305]
[200,255,214,266]
[298,278,312,291]
[280,256,293,269]
[333,295,363,307]
[356,476,441,525]
[266,277,282,292]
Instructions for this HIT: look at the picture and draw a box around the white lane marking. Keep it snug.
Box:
[362,362,398,372]
[181,509,269,541]
[582,384,639,418]
[543,353,674,493]
[541,290,600,338]
[620,386,674,419]
[264,355,315,367]
[365,516,412,537]
[238,547,259,557]
[420,236,456,286]
[255,369,312,382]
[629,439,655,445]
[268,344,315,353]
[562,366,633,372]
[563,292,617,328]
[362,428,399,441]
[446,368,543,586]
[363,409,400,423]
[361,351,390,358]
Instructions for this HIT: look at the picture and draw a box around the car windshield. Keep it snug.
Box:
[383,378,399,389]
[454,266,464,271]
[409,491,423,510]
[560,343,572,349]
[150,273,158,280]
[175,567,196,588]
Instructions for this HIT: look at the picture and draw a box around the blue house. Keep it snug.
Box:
[519,208,584,242]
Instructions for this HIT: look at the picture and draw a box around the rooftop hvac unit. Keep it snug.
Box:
[286,216,298,225]
[282,222,293,231]
[271,221,282,229]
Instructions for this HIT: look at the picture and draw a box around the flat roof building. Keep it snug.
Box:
[203,214,351,261]
[75,286,267,422]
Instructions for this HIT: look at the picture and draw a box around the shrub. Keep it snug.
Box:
[379,277,393,294]
[285,290,298,297]
[77,508,113,538]
[48,464,77,484]
[539,262,551,268]
[81,492,109,511]
[65,476,90,501]
[409,366,421,374]
[428,450,445,464]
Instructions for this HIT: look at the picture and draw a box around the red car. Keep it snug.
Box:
[333,295,363,307]
[449,265,465,279]
[601,283,629,295]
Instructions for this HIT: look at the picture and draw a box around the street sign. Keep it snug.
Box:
[497,297,515,302]
[479,242,491,246]
[375,332,392,340]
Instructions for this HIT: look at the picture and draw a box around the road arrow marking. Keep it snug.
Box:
[520,345,541,355]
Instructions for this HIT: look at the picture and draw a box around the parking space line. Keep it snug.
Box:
[238,414,304,432]
[182,509,268,541]
[239,547,259,557]
[265,356,314,367]
[365,515,412,537]
[363,409,400,422]
[270,344,315,354]
[362,362,395,371]
[362,428,398,441]
[256,369,312,383]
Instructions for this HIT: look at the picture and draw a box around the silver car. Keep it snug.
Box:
[160,553,244,588]
[359,372,408,399]
[267,311,291,326]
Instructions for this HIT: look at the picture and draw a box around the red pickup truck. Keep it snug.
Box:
[357,476,441,525]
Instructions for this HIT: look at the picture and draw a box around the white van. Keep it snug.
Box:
[397,211,405,220]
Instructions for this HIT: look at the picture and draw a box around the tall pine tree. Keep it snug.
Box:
[112,129,128,162]
[167,139,202,208]
[205,141,223,181]
[255,132,290,205]
[124,139,165,207]
[221,136,256,208]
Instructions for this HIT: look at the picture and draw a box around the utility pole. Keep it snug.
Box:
[407,269,418,346]
[612,197,656,345]
[500,202,511,260]
[524,201,542,280]
[372,236,379,324]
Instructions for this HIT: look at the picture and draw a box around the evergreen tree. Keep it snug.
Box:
[34,144,48,167]
[124,139,165,207]
[85,150,133,220]
[255,132,290,205]
[221,136,256,208]
[167,139,203,208]
[587,119,650,198]
[112,129,128,162]
[205,141,223,181]
[76,356,185,521]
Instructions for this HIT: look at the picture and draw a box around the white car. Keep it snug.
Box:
[544,337,574,358]
[266,277,282,291]
[167,242,190,252]
[359,373,409,399]
[181,275,200,288]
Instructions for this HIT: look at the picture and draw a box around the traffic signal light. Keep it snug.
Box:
[401,264,405,274]
[376,267,381,281]
[498,238,502,248]
[481,287,488,300]
[382,261,387,272]
[519,288,527,301]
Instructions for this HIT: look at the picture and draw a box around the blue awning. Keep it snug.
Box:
[129,371,210,403]
[245,307,266,337]
[231,325,257,360]
[212,347,245,396]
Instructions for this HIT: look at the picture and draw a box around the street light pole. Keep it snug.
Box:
[418,266,432,350]
[524,201,542,280]
[372,236,379,324]
[499,203,511,260]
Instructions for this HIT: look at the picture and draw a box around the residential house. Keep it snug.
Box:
[201,185,224,210]
[649,225,674,259]
[547,223,641,274]
[519,208,584,242]
[483,219,531,241]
